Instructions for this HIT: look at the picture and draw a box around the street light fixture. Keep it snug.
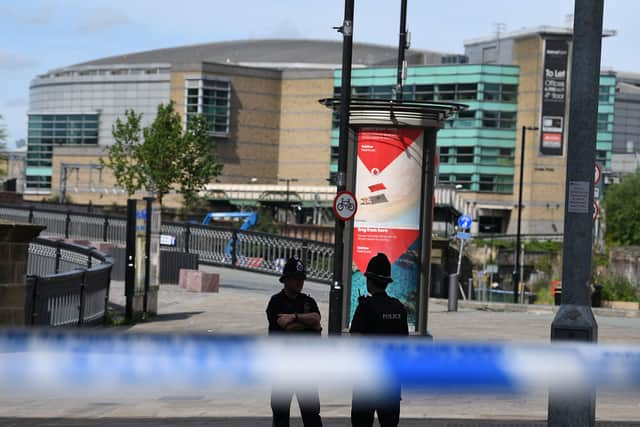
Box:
[513,125,539,303]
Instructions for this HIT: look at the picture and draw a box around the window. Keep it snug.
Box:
[479,175,495,192]
[438,84,456,100]
[371,85,393,99]
[185,78,231,136]
[599,85,611,102]
[328,171,337,185]
[439,147,450,163]
[330,146,340,160]
[483,83,517,102]
[414,84,434,101]
[457,147,474,163]
[457,84,477,100]
[437,83,477,101]
[482,111,516,129]
[455,174,472,190]
[26,113,99,189]
[438,174,451,184]
[596,150,607,165]
[502,84,518,102]
[455,110,476,128]
[597,113,609,132]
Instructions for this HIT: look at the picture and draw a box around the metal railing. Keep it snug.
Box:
[0,203,333,283]
[161,221,334,283]
[25,238,113,326]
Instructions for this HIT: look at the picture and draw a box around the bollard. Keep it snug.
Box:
[448,273,458,312]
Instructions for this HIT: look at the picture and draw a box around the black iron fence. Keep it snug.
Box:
[0,204,334,283]
[25,238,113,326]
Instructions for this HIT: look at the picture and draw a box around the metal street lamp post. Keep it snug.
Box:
[513,125,538,303]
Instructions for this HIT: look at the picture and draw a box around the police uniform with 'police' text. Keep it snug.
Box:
[349,293,408,336]
[350,253,408,427]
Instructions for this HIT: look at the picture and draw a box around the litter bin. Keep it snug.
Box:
[591,285,603,308]
[554,287,562,306]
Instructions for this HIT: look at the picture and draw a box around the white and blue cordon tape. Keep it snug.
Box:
[1,329,639,396]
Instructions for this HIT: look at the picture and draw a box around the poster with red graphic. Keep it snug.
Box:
[350,128,424,327]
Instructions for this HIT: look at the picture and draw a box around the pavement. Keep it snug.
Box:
[2,265,640,426]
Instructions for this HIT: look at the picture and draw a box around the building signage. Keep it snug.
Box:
[350,128,424,327]
[539,38,569,156]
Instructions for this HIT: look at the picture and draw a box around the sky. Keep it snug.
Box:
[0,0,638,146]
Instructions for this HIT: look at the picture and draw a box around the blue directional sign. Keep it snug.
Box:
[456,232,471,240]
[457,215,472,230]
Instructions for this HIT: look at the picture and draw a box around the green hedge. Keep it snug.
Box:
[599,275,638,302]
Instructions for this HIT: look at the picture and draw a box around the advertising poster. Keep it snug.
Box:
[539,38,569,156]
[350,127,424,327]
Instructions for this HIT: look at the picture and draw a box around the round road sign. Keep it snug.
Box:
[595,163,602,185]
[333,191,358,221]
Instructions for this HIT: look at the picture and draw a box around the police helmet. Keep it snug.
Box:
[364,252,393,284]
[279,256,306,283]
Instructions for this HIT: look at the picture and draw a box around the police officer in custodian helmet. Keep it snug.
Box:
[350,252,409,427]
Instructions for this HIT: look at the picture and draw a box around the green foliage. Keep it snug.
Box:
[101,109,143,197]
[252,208,279,234]
[524,240,562,252]
[603,170,640,245]
[534,283,554,305]
[473,238,513,249]
[533,254,553,276]
[599,275,638,302]
[177,114,223,210]
[104,103,223,206]
[139,102,183,204]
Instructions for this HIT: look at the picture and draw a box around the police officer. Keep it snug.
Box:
[350,252,408,427]
[266,256,323,427]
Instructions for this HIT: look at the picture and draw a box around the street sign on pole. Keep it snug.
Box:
[594,163,602,185]
[457,215,472,230]
[332,191,357,221]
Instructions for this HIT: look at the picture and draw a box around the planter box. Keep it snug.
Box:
[602,301,639,310]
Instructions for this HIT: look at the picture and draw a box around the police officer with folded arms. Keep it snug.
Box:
[350,252,408,427]
[266,256,323,427]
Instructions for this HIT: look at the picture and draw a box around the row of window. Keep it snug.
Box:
[25,175,51,190]
[26,114,100,182]
[439,174,514,193]
[185,80,231,135]
[334,83,518,103]
[439,147,514,166]
[443,110,517,129]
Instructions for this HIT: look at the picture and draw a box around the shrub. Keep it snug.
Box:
[599,275,638,302]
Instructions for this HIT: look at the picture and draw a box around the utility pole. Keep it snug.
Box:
[548,1,603,425]
[513,125,538,303]
[395,0,409,100]
[329,0,354,334]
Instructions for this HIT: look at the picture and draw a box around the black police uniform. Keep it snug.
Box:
[266,269,323,427]
[266,291,321,335]
[350,292,408,427]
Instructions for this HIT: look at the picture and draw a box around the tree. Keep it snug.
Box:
[138,102,183,205]
[103,102,223,206]
[177,114,223,210]
[101,110,143,197]
[603,169,640,245]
